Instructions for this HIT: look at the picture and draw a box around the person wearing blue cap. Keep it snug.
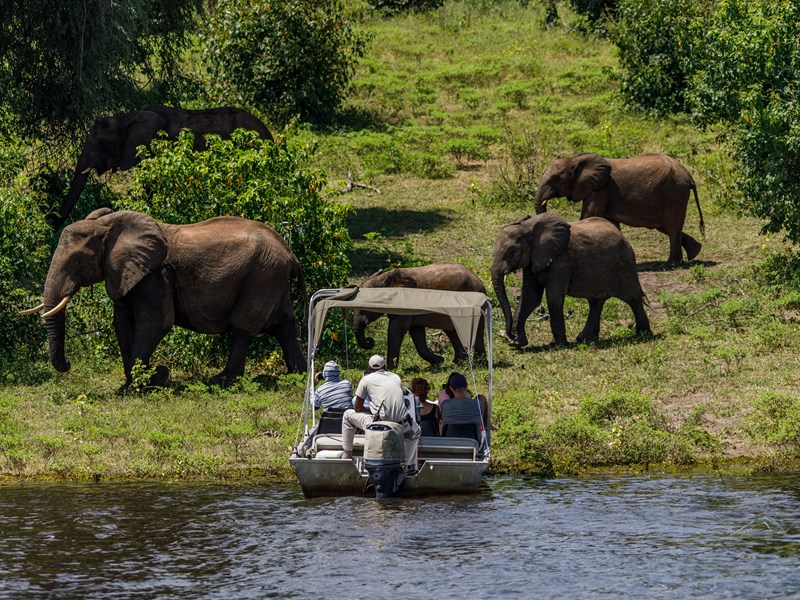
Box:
[439,371,486,443]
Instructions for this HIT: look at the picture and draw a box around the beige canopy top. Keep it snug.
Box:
[309,286,491,355]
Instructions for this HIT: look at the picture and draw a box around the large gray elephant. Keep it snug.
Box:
[492,213,651,347]
[50,106,273,230]
[354,262,487,369]
[24,208,305,388]
[534,153,704,266]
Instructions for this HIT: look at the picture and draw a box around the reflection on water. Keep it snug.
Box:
[0,474,799,598]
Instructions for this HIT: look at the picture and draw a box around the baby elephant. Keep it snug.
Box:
[491,213,651,347]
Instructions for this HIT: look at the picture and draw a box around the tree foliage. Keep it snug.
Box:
[203,0,368,126]
[612,0,800,243]
[0,0,202,139]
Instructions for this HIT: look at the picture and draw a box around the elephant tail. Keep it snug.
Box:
[691,182,705,238]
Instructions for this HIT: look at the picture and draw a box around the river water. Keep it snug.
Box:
[0,474,798,599]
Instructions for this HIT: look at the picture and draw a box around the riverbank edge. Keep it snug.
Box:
[2,456,798,486]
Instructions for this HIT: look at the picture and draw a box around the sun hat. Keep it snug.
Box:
[368,354,386,369]
[322,361,340,380]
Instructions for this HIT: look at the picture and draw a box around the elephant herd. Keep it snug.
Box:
[24,107,705,389]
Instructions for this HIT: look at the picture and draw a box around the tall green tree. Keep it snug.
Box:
[0,0,202,138]
[204,0,368,126]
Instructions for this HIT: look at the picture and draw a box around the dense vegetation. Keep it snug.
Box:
[2,0,800,481]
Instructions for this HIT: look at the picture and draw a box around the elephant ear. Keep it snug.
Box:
[529,213,571,274]
[101,211,168,300]
[118,111,167,170]
[570,153,611,201]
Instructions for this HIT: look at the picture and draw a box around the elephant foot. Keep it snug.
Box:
[427,355,445,368]
[150,365,169,387]
[576,332,599,344]
[508,337,528,348]
[210,372,240,388]
[684,239,702,261]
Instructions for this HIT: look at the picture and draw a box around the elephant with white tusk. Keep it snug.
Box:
[492,213,651,347]
[25,208,305,389]
[534,152,704,267]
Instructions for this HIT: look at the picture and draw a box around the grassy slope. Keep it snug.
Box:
[2,2,799,481]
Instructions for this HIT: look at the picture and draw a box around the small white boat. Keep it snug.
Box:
[290,286,493,498]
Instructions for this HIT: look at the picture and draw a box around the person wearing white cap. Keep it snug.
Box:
[341,354,421,469]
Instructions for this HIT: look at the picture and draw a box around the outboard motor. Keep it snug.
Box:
[363,421,406,498]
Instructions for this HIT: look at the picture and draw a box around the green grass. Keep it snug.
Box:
[3,0,800,481]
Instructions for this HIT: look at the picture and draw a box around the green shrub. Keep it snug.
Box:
[120,129,353,293]
[0,139,55,380]
[204,0,369,126]
[611,0,709,115]
[747,392,800,457]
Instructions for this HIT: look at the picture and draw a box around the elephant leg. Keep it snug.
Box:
[658,227,684,267]
[512,274,544,347]
[577,298,605,343]
[113,304,136,382]
[126,277,172,387]
[386,316,412,369]
[627,298,652,335]
[211,328,253,388]
[265,316,305,374]
[409,325,445,367]
[544,287,568,346]
[443,328,468,363]
[681,233,702,261]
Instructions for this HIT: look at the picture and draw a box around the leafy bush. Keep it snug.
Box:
[0,139,54,380]
[611,0,709,115]
[120,129,353,293]
[204,0,369,126]
[747,392,800,457]
[712,2,800,242]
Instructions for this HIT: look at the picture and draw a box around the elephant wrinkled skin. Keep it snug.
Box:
[30,209,305,388]
[534,153,704,266]
[492,213,651,347]
[354,262,487,369]
[51,106,273,230]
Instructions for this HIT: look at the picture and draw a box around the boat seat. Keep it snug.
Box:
[418,437,480,461]
[317,408,348,435]
[313,434,365,454]
[442,423,481,442]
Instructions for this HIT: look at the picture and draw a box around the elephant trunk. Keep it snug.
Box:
[50,170,89,230]
[491,267,515,340]
[353,311,375,349]
[43,269,75,373]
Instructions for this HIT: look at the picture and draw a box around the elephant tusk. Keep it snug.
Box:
[42,296,70,319]
[19,303,45,315]
[80,167,92,175]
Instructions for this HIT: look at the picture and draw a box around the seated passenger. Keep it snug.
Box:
[313,361,353,412]
[439,372,485,442]
[411,377,439,437]
[438,372,489,434]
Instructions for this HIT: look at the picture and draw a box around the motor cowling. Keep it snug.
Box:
[363,421,406,498]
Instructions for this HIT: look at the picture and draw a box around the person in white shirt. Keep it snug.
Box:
[340,354,421,469]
